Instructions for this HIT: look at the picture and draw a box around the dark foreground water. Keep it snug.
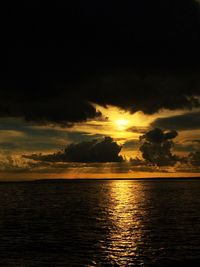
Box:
[0,179,200,267]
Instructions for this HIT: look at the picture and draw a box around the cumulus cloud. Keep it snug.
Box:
[23,137,123,163]
[139,128,178,166]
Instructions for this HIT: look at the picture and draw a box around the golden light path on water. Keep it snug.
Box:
[104,180,148,266]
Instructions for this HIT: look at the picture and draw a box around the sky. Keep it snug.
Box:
[1,1,200,180]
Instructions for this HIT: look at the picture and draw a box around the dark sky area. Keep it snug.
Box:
[2,0,200,124]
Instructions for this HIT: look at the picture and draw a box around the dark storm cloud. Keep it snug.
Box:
[84,71,200,114]
[23,137,123,163]
[0,90,101,125]
[1,0,200,124]
[152,111,200,130]
[139,128,178,166]
[2,71,200,124]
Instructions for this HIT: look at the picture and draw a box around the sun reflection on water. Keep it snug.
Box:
[105,181,146,266]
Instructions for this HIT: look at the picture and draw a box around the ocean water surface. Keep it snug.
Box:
[0,179,200,266]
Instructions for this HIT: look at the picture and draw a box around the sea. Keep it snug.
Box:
[0,179,200,267]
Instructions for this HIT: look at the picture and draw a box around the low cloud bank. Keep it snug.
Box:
[21,128,200,174]
[23,137,123,163]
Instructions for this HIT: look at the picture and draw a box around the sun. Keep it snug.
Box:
[115,119,129,130]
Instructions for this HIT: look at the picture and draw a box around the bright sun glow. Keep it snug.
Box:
[66,105,163,141]
[115,119,129,130]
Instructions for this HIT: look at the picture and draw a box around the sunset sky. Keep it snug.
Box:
[2,1,200,179]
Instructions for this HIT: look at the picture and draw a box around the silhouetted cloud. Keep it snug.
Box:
[152,111,200,130]
[23,137,123,163]
[1,1,200,124]
[139,128,178,166]
[1,71,200,125]
[0,90,101,125]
